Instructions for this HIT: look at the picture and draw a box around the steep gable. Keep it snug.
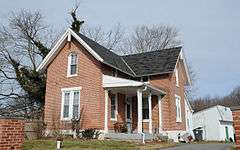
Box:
[37,28,190,83]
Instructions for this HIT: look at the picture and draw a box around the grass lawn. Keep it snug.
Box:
[23,139,176,150]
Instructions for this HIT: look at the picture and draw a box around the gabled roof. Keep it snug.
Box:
[76,32,135,76]
[37,28,190,83]
[122,47,181,77]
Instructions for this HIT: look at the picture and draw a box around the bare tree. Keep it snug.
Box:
[191,86,240,111]
[120,25,181,54]
[81,24,125,52]
[70,1,84,32]
[0,10,57,119]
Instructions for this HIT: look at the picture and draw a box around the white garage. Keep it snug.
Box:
[192,105,234,141]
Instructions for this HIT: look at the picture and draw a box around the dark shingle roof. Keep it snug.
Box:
[75,31,181,77]
[76,32,135,76]
[122,47,181,76]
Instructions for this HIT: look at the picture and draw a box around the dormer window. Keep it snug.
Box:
[68,52,78,77]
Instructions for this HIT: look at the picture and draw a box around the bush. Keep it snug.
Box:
[121,124,128,133]
[81,128,101,139]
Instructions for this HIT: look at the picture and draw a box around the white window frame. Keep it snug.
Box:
[67,52,78,77]
[175,68,179,87]
[110,93,118,121]
[175,95,182,122]
[61,87,82,121]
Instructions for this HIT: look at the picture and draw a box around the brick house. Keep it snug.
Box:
[37,28,192,141]
[231,106,240,149]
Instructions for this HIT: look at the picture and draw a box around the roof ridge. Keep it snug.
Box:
[122,46,182,57]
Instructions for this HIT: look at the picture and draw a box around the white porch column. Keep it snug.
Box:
[158,95,162,133]
[104,90,109,133]
[137,89,143,133]
[148,93,152,134]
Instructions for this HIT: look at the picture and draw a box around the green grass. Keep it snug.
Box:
[23,140,138,150]
[23,139,176,150]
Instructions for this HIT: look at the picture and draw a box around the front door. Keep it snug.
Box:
[225,126,229,140]
[125,97,132,133]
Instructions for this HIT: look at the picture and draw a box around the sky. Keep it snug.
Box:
[0,0,240,99]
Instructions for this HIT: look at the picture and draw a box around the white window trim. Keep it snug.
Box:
[175,68,179,87]
[67,52,78,78]
[110,93,118,121]
[175,95,182,122]
[61,87,82,121]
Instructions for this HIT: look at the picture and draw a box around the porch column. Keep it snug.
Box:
[148,93,152,134]
[158,95,162,133]
[104,90,109,133]
[137,89,143,133]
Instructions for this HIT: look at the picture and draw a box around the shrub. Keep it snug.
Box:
[121,124,128,133]
[81,128,101,139]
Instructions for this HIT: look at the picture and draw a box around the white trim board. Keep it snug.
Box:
[37,28,103,72]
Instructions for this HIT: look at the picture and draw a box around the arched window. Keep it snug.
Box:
[68,52,78,76]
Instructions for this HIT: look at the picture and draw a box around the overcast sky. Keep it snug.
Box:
[1,0,240,99]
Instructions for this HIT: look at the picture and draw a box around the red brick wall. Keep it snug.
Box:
[0,119,25,150]
[44,37,187,133]
[45,38,105,130]
[152,95,159,133]
[108,93,126,130]
[150,60,187,131]
[232,110,240,149]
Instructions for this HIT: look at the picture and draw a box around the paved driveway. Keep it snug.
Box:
[163,143,233,150]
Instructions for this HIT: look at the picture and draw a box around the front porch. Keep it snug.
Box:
[103,75,166,136]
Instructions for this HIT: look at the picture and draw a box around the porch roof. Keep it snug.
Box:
[102,75,166,95]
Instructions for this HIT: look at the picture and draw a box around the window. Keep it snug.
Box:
[111,94,118,120]
[63,92,70,118]
[175,95,181,122]
[142,98,149,120]
[141,76,149,82]
[72,91,80,119]
[68,53,78,76]
[175,68,179,87]
[61,87,81,120]
[112,69,117,77]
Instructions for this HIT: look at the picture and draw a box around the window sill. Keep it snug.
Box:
[143,119,149,122]
[61,118,72,121]
[110,118,117,122]
[176,120,182,123]
[67,74,78,78]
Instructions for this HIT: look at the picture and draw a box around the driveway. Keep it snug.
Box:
[163,143,233,150]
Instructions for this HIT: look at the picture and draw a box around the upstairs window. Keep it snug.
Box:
[141,76,149,82]
[142,98,149,120]
[175,95,182,122]
[112,69,117,77]
[175,68,179,87]
[68,53,78,76]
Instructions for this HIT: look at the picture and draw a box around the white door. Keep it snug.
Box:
[125,97,132,133]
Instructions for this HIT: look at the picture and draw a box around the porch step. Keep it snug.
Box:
[104,133,160,141]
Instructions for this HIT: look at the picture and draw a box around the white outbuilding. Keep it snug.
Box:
[192,105,234,141]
